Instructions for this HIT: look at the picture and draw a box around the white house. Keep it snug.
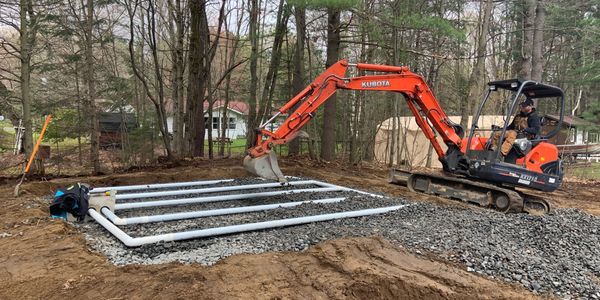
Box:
[203,100,248,139]
[166,100,285,139]
[166,100,248,139]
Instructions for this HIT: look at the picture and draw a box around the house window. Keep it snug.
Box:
[212,117,219,129]
[228,117,236,129]
[204,117,209,129]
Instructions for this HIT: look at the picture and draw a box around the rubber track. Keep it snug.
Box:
[396,171,550,214]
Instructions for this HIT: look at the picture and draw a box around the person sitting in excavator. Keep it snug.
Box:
[490,98,541,159]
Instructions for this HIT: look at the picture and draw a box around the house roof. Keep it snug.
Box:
[545,114,594,127]
[163,98,279,116]
[204,100,250,115]
[204,100,281,116]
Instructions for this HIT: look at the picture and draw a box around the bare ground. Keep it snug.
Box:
[2,157,597,299]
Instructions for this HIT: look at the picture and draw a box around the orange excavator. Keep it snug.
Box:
[244,60,565,214]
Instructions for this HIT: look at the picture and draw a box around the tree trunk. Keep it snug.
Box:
[219,1,245,156]
[187,0,209,157]
[246,0,260,148]
[169,0,186,157]
[288,5,306,156]
[148,0,173,160]
[84,0,100,174]
[464,0,493,130]
[74,62,83,165]
[258,0,289,127]
[518,0,536,79]
[19,0,34,160]
[531,0,545,82]
[320,8,341,161]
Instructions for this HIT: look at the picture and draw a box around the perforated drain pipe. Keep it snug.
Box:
[90,179,234,194]
[103,197,346,225]
[115,180,321,200]
[88,204,408,247]
[114,186,344,210]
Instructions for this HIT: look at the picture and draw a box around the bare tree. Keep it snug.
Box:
[219,2,245,157]
[518,0,536,79]
[461,0,493,130]
[246,0,260,148]
[83,0,101,173]
[187,0,225,157]
[19,0,36,159]
[167,0,187,156]
[257,0,290,124]
[125,0,174,160]
[320,8,341,161]
[288,4,306,156]
[531,0,545,82]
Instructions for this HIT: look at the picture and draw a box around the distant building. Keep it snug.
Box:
[166,100,283,140]
[98,112,137,148]
[375,115,506,168]
[543,114,600,158]
[543,114,599,145]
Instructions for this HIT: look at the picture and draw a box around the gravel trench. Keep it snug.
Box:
[80,177,600,299]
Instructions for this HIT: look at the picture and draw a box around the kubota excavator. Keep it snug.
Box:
[243,60,565,214]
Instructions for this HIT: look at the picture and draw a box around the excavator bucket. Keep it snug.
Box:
[243,151,288,183]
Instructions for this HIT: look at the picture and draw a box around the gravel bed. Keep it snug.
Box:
[115,179,328,216]
[79,177,600,299]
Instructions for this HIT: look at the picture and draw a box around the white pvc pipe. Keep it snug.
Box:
[103,197,346,225]
[88,204,408,247]
[115,180,320,200]
[90,179,234,194]
[114,186,343,210]
[316,181,384,198]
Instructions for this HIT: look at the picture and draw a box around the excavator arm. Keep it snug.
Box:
[244,60,466,182]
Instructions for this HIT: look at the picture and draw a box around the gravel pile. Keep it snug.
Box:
[79,177,600,299]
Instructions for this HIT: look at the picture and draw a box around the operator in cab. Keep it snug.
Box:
[490,98,541,158]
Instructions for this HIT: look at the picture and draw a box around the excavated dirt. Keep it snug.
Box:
[1,157,598,299]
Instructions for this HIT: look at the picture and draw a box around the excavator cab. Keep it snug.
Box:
[462,79,565,192]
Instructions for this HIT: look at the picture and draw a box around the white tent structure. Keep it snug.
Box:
[374,115,506,168]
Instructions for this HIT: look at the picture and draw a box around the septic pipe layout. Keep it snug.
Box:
[113,180,323,200]
[90,179,234,194]
[114,186,343,210]
[88,205,407,247]
[87,178,398,247]
[103,197,346,225]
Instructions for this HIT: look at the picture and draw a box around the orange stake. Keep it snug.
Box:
[24,114,52,173]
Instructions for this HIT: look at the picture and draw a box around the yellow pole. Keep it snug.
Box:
[24,114,52,173]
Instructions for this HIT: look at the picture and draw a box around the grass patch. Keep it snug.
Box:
[566,162,600,180]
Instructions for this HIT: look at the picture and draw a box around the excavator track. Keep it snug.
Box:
[390,170,550,214]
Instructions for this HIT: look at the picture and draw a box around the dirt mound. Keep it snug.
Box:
[204,237,536,299]
[0,223,534,300]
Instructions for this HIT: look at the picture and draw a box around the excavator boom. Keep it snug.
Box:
[244,60,465,182]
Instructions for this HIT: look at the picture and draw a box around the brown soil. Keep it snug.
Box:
[2,157,593,299]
